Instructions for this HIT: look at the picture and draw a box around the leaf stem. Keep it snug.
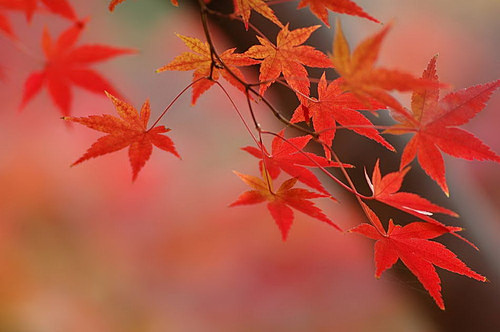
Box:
[148,77,204,130]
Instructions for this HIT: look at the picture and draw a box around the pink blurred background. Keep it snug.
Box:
[0,0,498,331]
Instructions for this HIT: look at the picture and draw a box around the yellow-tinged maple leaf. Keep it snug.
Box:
[245,24,332,103]
[331,20,443,119]
[157,34,258,104]
[230,171,341,240]
[64,92,180,181]
[233,0,283,30]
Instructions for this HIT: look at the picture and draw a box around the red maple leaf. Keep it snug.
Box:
[385,56,500,195]
[350,203,486,310]
[63,92,180,181]
[19,23,136,116]
[242,129,350,196]
[367,159,457,221]
[1,0,78,37]
[0,3,16,38]
[367,159,481,249]
[331,20,444,117]
[1,0,76,38]
[157,34,258,105]
[245,24,332,103]
[4,0,77,22]
[297,0,379,27]
[109,0,179,12]
[290,73,393,159]
[233,0,282,30]
[230,171,341,240]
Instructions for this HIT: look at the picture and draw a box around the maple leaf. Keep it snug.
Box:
[19,23,136,116]
[0,0,78,37]
[109,0,179,12]
[385,56,500,195]
[1,0,77,22]
[290,73,392,159]
[367,159,458,222]
[0,8,15,38]
[0,0,24,38]
[331,20,443,117]
[230,171,341,240]
[233,0,282,30]
[242,129,351,196]
[365,160,484,249]
[297,0,379,27]
[245,24,332,103]
[63,92,180,181]
[350,203,486,310]
[157,34,258,105]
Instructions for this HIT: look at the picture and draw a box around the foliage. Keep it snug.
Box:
[2,0,499,311]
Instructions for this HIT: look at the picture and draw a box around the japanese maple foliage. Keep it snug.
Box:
[297,0,379,26]
[367,159,458,224]
[331,20,445,117]
[290,73,393,159]
[157,34,258,105]
[20,22,136,116]
[230,170,340,240]
[364,159,480,249]
[233,0,282,30]
[4,0,499,314]
[386,56,500,195]
[245,24,332,104]
[0,7,15,38]
[0,0,76,26]
[242,129,350,196]
[350,203,486,310]
[64,92,180,180]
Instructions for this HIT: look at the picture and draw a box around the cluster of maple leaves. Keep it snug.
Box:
[3,0,499,310]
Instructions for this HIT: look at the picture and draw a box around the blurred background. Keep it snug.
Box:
[0,0,498,331]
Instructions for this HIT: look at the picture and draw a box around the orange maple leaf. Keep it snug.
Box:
[230,171,341,240]
[64,92,180,181]
[233,0,282,30]
[350,203,486,310]
[245,24,332,103]
[385,56,500,195]
[331,20,443,118]
[297,0,379,27]
[157,34,258,104]
[20,23,136,116]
